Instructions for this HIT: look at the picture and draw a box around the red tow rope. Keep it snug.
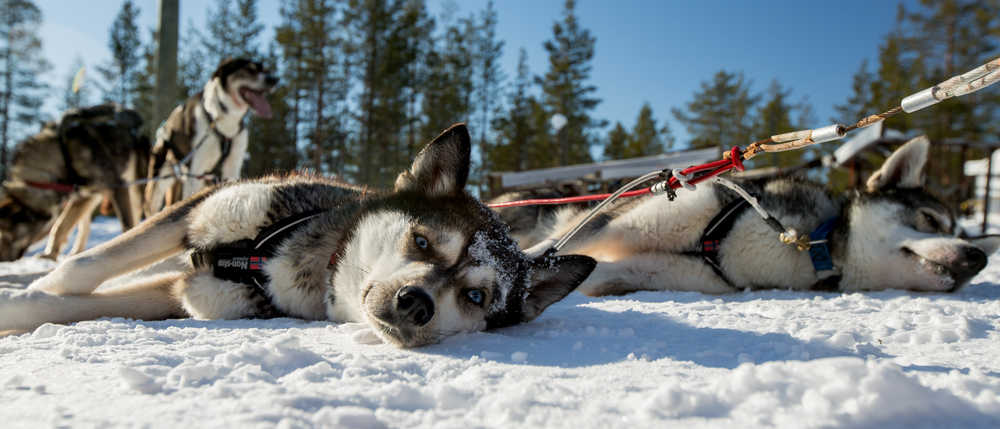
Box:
[487,146,745,209]
[24,180,76,193]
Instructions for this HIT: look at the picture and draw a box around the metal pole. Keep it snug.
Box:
[153,0,179,129]
[983,151,992,234]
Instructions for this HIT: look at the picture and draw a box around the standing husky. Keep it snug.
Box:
[0,104,148,261]
[1,125,596,348]
[144,58,278,217]
[504,136,999,295]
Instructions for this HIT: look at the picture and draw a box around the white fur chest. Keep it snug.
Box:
[264,252,329,320]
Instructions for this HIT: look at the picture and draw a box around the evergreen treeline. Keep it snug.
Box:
[1,0,998,193]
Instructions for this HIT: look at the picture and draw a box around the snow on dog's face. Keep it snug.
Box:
[335,124,595,347]
[841,136,1000,291]
[212,58,279,119]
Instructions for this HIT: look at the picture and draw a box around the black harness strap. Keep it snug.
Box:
[199,100,243,181]
[696,197,751,286]
[694,196,843,291]
[56,137,85,187]
[190,209,327,317]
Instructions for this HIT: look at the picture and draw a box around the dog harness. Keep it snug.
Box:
[199,98,244,180]
[153,95,246,185]
[696,197,842,290]
[190,209,328,317]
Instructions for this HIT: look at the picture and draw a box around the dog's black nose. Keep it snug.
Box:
[955,246,988,278]
[396,286,434,327]
[265,75,279,86]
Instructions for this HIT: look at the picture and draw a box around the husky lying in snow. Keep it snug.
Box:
[496,136,1000,295]
[144,58,278,217]
[0,124,596,347]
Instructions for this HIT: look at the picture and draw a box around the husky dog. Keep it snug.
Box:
[504,136,1000,295]
[144,58,278,217]
[0,104,148,261]
[1,125,596,347]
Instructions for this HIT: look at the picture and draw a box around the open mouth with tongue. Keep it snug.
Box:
[238,87,273,119]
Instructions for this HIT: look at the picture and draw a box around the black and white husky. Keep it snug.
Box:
[0,125,596,348]
[144,58,278,217]
[499,136,1000,295]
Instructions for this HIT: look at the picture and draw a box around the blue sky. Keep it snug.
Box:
[36,0,917,147]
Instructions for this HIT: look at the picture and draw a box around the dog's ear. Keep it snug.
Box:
[212,58,251,83]
[395,123,471,196]
[866,135,930,192]
[522,254,596,322]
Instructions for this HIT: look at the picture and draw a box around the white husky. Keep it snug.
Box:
[496,136,1000,295]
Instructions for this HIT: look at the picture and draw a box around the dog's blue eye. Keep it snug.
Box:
[465,289,484,306]
[414,235,429,249]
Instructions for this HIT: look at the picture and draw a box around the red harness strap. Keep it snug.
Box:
[488,146,746,209]
[24,180,76,193]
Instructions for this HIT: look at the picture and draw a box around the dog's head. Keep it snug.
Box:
[212,58,279,119]
[840,136,1000,291]
[0,189,52,261]
[334,124,596,347]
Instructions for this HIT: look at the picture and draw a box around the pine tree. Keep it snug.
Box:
[178,25,209,102]
[671,70,759,153]
[536,0,603,166]
[98,0,142,106]
[753,80,800,167]
[472,0,505,182]
[243,42,300,177]
[625,103,670,158]
[0,0,51,179]
[488,48,536,172]
[277,0,350,174]
[420,16,474,146]
[868,34,916,132]
[833,59,873,124]
[201,0,265,62]
[346,0,433,186]
[602,122,629,160]
[901,0,999,140]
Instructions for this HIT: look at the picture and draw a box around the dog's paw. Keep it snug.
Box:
[27,270,64,293]
[28,261,96,295]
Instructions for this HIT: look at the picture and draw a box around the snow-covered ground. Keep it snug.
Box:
[4,217,1000,428]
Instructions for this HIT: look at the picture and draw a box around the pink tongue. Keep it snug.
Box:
[241,88,272,119]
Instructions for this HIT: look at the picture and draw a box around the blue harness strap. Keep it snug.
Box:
[808,217,838,272]
[807,216,841,291]
[696,195,842,291]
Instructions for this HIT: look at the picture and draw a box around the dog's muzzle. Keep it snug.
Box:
[396,286,434,327]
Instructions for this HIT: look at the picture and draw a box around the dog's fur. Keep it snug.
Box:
[144,58,277,217]
[0,104,149,261]
[499,137,1000,295]
[0,124,596,347]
